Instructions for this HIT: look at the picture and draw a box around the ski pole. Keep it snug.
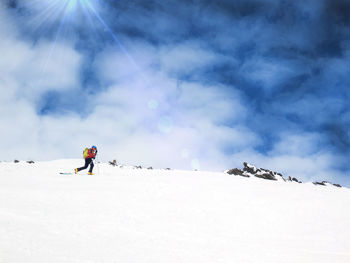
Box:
[96,155,100,175]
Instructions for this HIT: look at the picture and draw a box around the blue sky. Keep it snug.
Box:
[1,0,350,186]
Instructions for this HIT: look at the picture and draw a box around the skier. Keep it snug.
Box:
[75,146,98,175]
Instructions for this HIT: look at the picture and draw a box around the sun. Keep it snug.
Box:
[25,0,105,39]
[66,0,80,13]
[65,0,94,13]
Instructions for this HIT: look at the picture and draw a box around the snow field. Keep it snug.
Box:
[0,160,350,263]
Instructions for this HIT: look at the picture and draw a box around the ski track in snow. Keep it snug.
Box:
[0,159,350,263]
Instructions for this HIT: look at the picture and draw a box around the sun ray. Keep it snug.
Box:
[27,0,64,31]
[80,1,101,38]
[27,0,142,87]
[39,1,73,81]
[84,0,139,69]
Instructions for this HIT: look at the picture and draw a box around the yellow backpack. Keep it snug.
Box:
[83,148,89,158]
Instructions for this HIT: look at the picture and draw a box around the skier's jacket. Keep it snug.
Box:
[83,148,97,159]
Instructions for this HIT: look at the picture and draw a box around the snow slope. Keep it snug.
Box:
[1,160,350,263]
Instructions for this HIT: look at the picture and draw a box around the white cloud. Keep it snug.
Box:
[50,43,255,170]
[0,38,82,98]
[0,5,82,160]
[269,132,323,157]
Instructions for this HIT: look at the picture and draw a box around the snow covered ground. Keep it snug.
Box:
[1,159,350,263]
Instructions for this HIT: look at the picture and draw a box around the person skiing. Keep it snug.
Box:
[75,146,98,175]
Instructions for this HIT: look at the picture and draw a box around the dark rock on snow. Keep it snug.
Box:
[243,162,256,174]
[313,181,326,186]
[109,160,117,166]
[288,176,302,183]
[254,172,277,181]
[228,162,342,188]
[243,163,278,180]
[313,181,342,188]
[228,162,281,180]
[227,168,244,176]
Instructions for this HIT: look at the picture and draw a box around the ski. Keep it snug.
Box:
[59,172,94,175]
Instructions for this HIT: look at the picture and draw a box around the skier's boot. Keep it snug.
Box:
[88,172,94,175]
[75,168,78,174]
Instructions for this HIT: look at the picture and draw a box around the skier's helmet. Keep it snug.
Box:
[92,145,97,152]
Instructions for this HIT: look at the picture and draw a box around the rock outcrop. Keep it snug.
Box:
[226,162,342,188]
[227,162,284,181]
[242,162,284,181]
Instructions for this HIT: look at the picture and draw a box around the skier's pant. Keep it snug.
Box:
[77,158,94,173]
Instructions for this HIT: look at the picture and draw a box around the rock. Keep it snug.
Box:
[147,167,153,170]
[319,181,342,188]
[165,168,171,170]
[254,172,277,180]
[26,160,35,164]
[14,160,19,163]
[288,176,302,183]
[252,167,277,180]
[134,166,142,169]
[227,168,243,176]
[313,181,326,186]
[243,162,257,174]
[227,168,250,177]
[109,160,117,166]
